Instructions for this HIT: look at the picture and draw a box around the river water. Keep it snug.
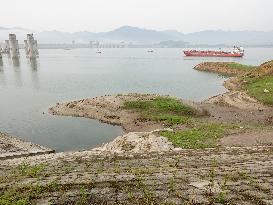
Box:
[0,48,272,151]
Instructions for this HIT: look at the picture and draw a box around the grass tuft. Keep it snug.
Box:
[123,97,196,116]
[149,114,193,125]
[244,76,273,105]
[226,62,255,71]
[124,97,196,125]
[159,123,231,149]
[18,163,45,178]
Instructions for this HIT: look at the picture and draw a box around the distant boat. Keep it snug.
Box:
[64,48,71,50]
[96,50,102,54]
[147,50,154,53]
[184,46,244,57]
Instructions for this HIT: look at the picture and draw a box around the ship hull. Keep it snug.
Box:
[184,51,243,57]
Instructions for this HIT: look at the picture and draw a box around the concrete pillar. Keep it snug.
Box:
[9,34,19,58]
[24,40,29,55]
[34,40,39,57]
[16,40,19,53]
[4,40,10,54]
[26,34,39,58]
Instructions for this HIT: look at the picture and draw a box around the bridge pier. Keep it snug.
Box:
[8,34,20,58]
[25,34,39,58]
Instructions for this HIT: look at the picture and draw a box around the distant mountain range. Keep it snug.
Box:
[1,26,273,46]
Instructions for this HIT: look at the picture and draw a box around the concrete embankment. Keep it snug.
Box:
[1,146,273,204]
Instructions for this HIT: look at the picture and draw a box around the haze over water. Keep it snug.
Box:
[0,47,272,151]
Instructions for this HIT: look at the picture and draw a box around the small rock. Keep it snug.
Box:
[189,180,210,189]
[264,89,270,93]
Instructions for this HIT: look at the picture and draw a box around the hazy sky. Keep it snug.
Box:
[1,0,273,33]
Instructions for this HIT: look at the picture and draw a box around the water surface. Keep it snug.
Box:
[0,48,272,151]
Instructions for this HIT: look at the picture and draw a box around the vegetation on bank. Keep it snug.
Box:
[195,60,273,105]
[159,123,231,149]
[225,62,255,71]
[244,76,273,105]
[123,97,196,116]
[123,97,196,126]
[194,61,256,76]
[123,97,240,149]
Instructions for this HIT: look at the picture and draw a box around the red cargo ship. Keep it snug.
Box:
[184,46,244,57]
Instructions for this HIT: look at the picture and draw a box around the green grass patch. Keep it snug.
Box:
[159,123,233,149]
[123,96,246,149]
[18,163,45,178]
[226,62,255,71]
[144,114,193,125]
[0,180,63,205]
[123,97,196,116]
[123,97,196,125]
[244,76,273,105]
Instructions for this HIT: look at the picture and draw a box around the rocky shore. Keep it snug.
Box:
[0,132,54,160]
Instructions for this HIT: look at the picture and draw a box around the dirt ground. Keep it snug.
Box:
[49,94,169,133]
[221,131,273,147]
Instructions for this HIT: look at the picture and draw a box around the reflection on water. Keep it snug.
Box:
[29,58,40,89]
[0,59,4,85]
[30,58,38,71]
[12,58,23,87]
[12,57,20,67]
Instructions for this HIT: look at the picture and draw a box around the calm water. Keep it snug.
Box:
[0,48,272,151]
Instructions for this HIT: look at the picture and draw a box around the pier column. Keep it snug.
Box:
[24,40,29,56]
[26,34,39,58]
[9,34,19,58]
